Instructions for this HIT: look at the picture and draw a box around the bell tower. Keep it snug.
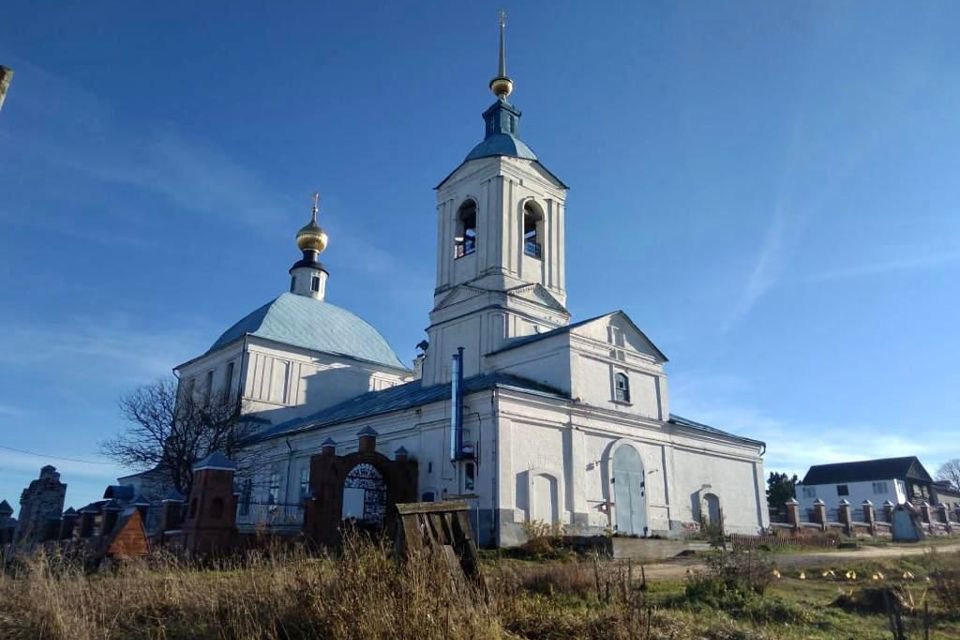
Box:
[422,13,570,386]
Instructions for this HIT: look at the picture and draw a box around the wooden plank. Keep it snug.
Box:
[396,500,470,515]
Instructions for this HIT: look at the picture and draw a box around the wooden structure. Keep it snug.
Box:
[395,500,481,582]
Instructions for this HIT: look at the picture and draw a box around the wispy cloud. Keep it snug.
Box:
[5,59,291,233]
[0,316,209,384]
[721,205,794,332]
[0,405,27,417]
[799,252,960,285]
[0,449,122,481]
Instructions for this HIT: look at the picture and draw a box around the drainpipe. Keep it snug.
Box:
[491,387,500,547]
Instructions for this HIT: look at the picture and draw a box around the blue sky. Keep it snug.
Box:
[1,2,958,510]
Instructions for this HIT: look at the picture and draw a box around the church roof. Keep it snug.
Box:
[667,414,765,447]
[488,310,669,363]
[801,457,932,486]
[206,292,407,371]
[255,373,566,442]
[465,132,537,162]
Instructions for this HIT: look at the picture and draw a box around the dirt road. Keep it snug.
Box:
[638,541,960,580]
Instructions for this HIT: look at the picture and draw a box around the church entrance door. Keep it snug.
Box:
[613,445,647,536]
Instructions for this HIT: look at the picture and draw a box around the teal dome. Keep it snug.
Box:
[208,293,407,370]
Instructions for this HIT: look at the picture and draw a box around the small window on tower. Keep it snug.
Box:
[523,201,543,259]
[311,275,320,293]
[290,276,296,292]
[614,372,631,403]
[455,200,477,258]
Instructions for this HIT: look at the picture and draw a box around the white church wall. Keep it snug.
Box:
[669,447,767,535]
[571,350,665,420]
[485,333,572,394]
[240,340,408,425]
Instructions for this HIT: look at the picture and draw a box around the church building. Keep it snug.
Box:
[172,19,768,546]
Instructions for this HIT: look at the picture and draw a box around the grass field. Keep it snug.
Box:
[1,538,958,639]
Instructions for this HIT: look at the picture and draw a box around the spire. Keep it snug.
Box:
[489,10,513,99]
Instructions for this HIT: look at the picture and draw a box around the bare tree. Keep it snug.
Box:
[100,378,262,497]
[936,459,960,491]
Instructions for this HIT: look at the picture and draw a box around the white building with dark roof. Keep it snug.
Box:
[796,456,937,515]
[167,19,768,546]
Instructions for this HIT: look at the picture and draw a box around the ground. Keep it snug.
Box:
[1,538,958,639]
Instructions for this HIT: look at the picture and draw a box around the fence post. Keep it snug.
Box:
[838,499,852,536]
[813,499,827,532]
[883,500,895,524]
[862,499,875,536]
[920,502,933,533]
[785,498,800,533]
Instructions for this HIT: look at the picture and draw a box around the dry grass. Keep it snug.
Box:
[3,539,959,640]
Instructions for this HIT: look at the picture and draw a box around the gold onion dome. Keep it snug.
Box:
[296,194,328,253]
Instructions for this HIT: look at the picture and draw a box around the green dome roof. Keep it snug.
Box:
[208,293,407,370]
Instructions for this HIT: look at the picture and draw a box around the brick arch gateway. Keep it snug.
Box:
[303,430,418,547]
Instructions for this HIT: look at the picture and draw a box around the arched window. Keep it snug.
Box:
[523,201,543,259]
[210,497,224,519]
[189,498,199,519]
[455,200,477,258]
[614,372,631,403]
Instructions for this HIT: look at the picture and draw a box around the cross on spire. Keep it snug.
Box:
[311,192,320,222]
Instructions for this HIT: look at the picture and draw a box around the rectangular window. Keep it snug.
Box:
[872,481,888,494]
[311,275,320,292]
[801,486,816,499]
[299,467,310,500]
[837,484,849,496]
[464,462,475,493]
[239,479,252,516]
[205,370,214,404]
[267,472,280,505]
[225,361,235,398]
[614,373,631,403]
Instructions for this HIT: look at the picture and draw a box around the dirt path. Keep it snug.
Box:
[637,542,960,580]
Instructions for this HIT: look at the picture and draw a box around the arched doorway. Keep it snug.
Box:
[703,493,721,528]
[341,463,387,527]
[612,445,647,536]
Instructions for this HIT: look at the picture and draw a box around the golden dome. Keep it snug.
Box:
[297,193,328,253]
[296,219,328,253]
[490,76,513,99]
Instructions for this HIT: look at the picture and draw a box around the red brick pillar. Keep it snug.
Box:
[862,500,876,536]
[785,498,800,531]
[358,427,378,453]
[883,501,895,523]
[181,452,238,555]
[838,499,852,535]
[812,499,827,531]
